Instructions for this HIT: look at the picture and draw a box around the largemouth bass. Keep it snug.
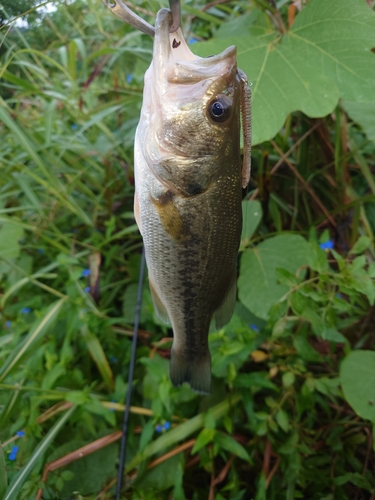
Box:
[134,9,251,394]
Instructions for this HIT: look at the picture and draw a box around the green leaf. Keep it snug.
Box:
[214,431,251,462]
[138,453,185,491]
[293,334,321,362]
[334,472,373,491]
[276,409,290,433]
[282,372,295,388]
[0,219,24,259]
[65,391,90,405]
[195,0,375,144]
[172,461,185,500]
[234,372,278,391]
[241,200,263,244]
[349,236,372,255]
[321,327,346,343]
[0,447,7,499]
[3,406,76,500]
[191,428,216,454]
[271,316,287,340]
[139,420,155,453]
[81,326,114,390]
[307,241,329,274]
[344,101,375,142]
[341,351,375,422]
[238,234,309,319]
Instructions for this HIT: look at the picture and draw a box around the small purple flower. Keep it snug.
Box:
[16,430,25,437]
[5,320,11,329]
[319,240,334,250]
[249,324,260,332]
[9,446,19,461]
[84,286,91,293]
[81,269,91,277]
[21,307,31,314]
[126,74,133,84]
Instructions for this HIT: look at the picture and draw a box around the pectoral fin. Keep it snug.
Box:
[149,277,170,324]
[214,272,237,329]
[151,191,185,241]
[134,192,142,234]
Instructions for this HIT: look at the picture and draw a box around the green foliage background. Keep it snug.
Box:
[1,0,375,499]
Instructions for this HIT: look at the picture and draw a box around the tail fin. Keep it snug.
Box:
[170,348,211,394]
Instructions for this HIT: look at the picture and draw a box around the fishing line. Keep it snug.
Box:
[116,246,146,500]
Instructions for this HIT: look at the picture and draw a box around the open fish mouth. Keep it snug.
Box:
[153,8,237,86]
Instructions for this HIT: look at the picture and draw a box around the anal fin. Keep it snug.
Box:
[214,272,237,329]
[149,277,170,324]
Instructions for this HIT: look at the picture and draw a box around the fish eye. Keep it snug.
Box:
[207,95,231,123]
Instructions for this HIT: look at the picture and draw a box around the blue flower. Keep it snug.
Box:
[319,240,334,250]
[188,37,199,44]
[110,357,117,363]
[71,124,78,130]
[21,307,31,314]
[84,286,91,293]
[5,320,11,329]
[156,422,171,433]
[126,74,133,84]
[38,248,44,254]
[9,446,19,461]
[81,269,91,277]
[16,430,25,437]
[249,324,260,332]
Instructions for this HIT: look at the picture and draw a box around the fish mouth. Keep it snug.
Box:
[153,8,236,85]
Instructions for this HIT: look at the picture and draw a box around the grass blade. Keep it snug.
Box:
[0,447,7,499]
[81,326,114,390]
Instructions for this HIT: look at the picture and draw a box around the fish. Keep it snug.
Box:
[133,8,251,394]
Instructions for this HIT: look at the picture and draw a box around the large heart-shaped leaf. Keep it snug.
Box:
[195,0,375,144]
[238,234,309,319]
[340,351,375,422]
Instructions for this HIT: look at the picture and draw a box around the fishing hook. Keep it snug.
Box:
[102,0,181,36]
